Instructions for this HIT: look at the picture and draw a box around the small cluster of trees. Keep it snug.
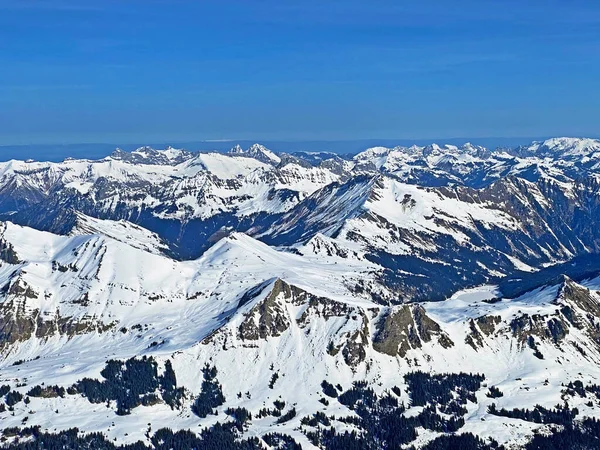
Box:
[262,433,302,450]
[27,385,66,398]
[320,380,338,398]
[73,356,183,415]
[486,386,504,398]
[525,417,600,449]
[191,364,225,418]
[5,390,24,407]
[225,407,252,431]
[409,433,503,450]
[487,402,578,425]
[301,411,331,427]
[564,380,600,399]
[268,372,279,389]
[337,381,376,409]
[404,371,484,408]
[275,407,296,424]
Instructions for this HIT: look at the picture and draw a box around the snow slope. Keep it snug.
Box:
[1,138,600,448]
[0,220,599,448]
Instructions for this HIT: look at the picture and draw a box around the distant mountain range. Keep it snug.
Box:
[1,137,600,449]
[0,136,582,162]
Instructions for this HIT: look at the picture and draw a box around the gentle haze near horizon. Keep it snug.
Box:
[1,0,599,146]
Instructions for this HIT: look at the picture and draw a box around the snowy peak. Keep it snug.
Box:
[555,276,600,317]
[299,233,362,260]
[229,143,281,165]
[352,142,493,178]
[353,146,392,164]
[109,146,194,165]
[259,175,376,244]
[229,144,244,154]
[526,137,600,159]
[289,151,339,167]
[70,212,172,256]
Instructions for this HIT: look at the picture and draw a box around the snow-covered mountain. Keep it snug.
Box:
[1,138,600,449]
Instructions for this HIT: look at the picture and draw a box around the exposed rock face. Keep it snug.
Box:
[207,278,373,367]
[465,315,502,350]
[461,278,600,359]
[235,279,371,369]
[0,240,20,265]
[560,278,600,319]
[234,279,465,365]
[509,314,570,346]
[0,223,21,265]
[557,278,600,348]
[373,305,453,357]
[0,300,110,352]
[0,267,114,352]
[341,312,370,367]
[238,279,292,341]
[507,277,600,353]
[297,295,352,326]
[476,315,502,336]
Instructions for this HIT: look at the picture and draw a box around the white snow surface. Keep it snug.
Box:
[0,220,599,447]
[1,138,600,447]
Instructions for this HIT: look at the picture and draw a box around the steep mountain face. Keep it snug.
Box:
[259,170,600,301]
[229,143,282,166]
[70,212,172,256]
[109,147,195,165]
[1,137,600,449]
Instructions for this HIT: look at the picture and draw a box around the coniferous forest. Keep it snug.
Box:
[1,361,600,449]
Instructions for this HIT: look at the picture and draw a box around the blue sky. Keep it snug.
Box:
[0,0,599,145]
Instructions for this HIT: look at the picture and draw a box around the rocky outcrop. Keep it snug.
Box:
[0,274,113,352]
[465,315,501,350]
[509,314,569,346]
[238,279,293,341]
[556,278,600,349]
[0,300,111,352]
[341,312,370,367]
[297,295,352,327]
[373,305,453,357]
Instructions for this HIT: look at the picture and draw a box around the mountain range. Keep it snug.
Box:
[1,138,600,449]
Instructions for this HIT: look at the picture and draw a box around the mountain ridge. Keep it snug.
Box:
[1,137,600,448]
[0,219,599,448]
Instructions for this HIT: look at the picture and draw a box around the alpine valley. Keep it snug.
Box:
[1,138,600,449]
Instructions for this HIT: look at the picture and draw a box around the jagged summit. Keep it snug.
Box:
[529,137,600,157]
[109,146,194,165]
[228,142,281,165]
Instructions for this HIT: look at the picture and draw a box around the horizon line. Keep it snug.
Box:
[2,135,599,149]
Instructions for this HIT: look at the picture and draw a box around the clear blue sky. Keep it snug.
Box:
[0,0,599,145]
